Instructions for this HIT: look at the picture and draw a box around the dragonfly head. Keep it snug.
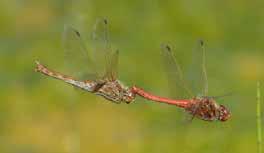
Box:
[122,89,136,104]
[218,104,231,121]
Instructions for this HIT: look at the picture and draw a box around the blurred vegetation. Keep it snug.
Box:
[0,0,264,153]
[257,82,262,153]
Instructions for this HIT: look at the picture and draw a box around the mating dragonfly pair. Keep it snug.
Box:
[35,19,231,122]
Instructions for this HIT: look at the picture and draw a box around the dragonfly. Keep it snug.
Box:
[35,18,136,103]
[131,41,231,122]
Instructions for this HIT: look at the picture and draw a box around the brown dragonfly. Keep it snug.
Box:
[35,18,135,103]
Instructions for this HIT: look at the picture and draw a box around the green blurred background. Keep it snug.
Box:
[1,0,264,153]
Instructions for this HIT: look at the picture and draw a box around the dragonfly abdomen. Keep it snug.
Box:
[35,61,98,92]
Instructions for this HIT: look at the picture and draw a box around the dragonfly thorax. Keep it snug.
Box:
[95,80,135,104]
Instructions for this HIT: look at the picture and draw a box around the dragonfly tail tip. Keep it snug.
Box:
[34,60,43,72]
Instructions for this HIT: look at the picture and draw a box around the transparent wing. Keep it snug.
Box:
[161,44,193,99]
[90,18,118,81]
[63,25,97,80]
[186,40,208,97]
[105,49,119,81]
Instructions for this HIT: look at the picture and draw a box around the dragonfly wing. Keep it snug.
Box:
[63,25,98,80]
[186,40,208,97]
[90,18,118,81]
[105,49,119,81]
[161,44,193,99]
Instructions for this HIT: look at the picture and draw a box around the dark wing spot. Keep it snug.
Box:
[103,19,108,25]
[199,39,204,46]
[74,29,81,37]
[165,45,171,51]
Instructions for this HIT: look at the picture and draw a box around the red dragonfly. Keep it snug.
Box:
[131,42,231,122]
[35,18,135,103]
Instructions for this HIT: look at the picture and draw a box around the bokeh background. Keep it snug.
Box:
[1,0,264,153]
